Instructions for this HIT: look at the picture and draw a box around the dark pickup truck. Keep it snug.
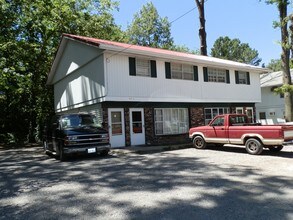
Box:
[43,113,110,161]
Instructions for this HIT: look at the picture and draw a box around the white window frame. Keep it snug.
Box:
[236,107,244,114]
[155,108,189,135]
[208,68,226,83]
[204,107,230,124]
[171,63,194,80]
[238,71,248,84]
[136,58,151,77]
[245,107,254,123]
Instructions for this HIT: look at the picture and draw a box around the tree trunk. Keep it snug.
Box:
[195,0,207,56]
[279,0,292,121]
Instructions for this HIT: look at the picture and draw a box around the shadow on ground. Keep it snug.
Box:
[0,146,292,220]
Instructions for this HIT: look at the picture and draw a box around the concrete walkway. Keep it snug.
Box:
[111,143,192,155]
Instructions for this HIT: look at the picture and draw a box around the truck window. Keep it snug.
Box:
[229,116,248,125]
[61,115,99,129]
[211,116,224,126]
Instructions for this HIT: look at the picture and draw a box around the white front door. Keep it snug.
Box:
[108,108,125,148]
[130,108,145,146]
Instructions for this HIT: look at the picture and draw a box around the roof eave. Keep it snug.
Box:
[99,44,269,74]
[46,36,68,85]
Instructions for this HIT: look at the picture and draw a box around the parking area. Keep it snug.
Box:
[0,145,292,220]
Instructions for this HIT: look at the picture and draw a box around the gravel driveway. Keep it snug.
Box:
[0,145,292,220]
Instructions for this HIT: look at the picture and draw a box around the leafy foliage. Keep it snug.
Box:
[170,45,200,54]
[266,58,293,71]
[210,36,262,66]
[0,0,124,144]
[126,2,173,49]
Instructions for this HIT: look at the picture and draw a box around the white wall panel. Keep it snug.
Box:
[255,87,285,123]
[54,50,105,112]
[105,53,261,103]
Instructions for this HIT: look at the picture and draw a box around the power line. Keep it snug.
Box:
[107,6,198,60]
[170,7,197,24]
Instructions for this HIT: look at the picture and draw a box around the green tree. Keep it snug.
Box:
[210,36,262,66]
[126,2,173,49]
[267,59,283,71]
[170,45,200,54]
[266,58,293,71]
[0,0,124,144]
[264,0,292,121]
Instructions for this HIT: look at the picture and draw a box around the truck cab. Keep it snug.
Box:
[43,113,110,161]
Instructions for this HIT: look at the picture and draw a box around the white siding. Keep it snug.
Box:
[53,41,106,112]
[255,87,285,124]
[105,53,261,103]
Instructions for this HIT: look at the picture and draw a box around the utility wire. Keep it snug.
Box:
[107,6,198,60]
[170,7,197,24]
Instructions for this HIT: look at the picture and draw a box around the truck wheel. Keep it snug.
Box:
[269,145,283,152]
[100,150,109,156]
[193,136,207,149]
[58,143,67,162]
[245,138,263,155]
[43,140,48,151]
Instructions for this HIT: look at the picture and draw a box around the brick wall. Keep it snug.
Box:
[190,107,205,127]
[144,107,191,145]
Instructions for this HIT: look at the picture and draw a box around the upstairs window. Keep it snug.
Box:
[136,59,151,77]
[165,62,198,81]
[235,71,250,85]
[171,63,194,80]
[203,67,230,83]
[129,57,157,78]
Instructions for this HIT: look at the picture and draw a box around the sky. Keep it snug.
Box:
[113,0,281,66]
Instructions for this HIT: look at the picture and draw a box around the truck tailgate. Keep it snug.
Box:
[283,126,293,140]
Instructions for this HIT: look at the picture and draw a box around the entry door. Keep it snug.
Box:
[108,108,125,148]
[130,108,145,146]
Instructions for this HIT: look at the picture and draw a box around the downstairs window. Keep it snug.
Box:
[155,108,189,135]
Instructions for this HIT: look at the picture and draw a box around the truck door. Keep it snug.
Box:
[206,115,229,143]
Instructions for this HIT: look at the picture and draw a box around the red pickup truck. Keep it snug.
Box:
[189,114,293,155]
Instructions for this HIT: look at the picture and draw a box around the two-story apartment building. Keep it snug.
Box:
[255,70,293,124]
[47,34,267,147]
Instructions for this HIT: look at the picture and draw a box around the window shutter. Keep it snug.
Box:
[226,70,230,84]
[193,66,198,81]
[203,67,208,82]
[165,62,171,79]
[246,72,250,85]
[235,71,239,84]
[150,60,157,78]
[129,57,136,76]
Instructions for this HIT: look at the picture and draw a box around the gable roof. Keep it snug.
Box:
[260,70,293,87]
[47,33,269,84]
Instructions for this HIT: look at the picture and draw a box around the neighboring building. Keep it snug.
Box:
[47,34,267,147]
[256,70,293,124]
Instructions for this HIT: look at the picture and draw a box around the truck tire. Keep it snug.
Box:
[43,140,48,151]
[269,145,283,152]
[58,142,67,162]
[193,136,207,149]
[245,138,263,155]
[100,150,109,156]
